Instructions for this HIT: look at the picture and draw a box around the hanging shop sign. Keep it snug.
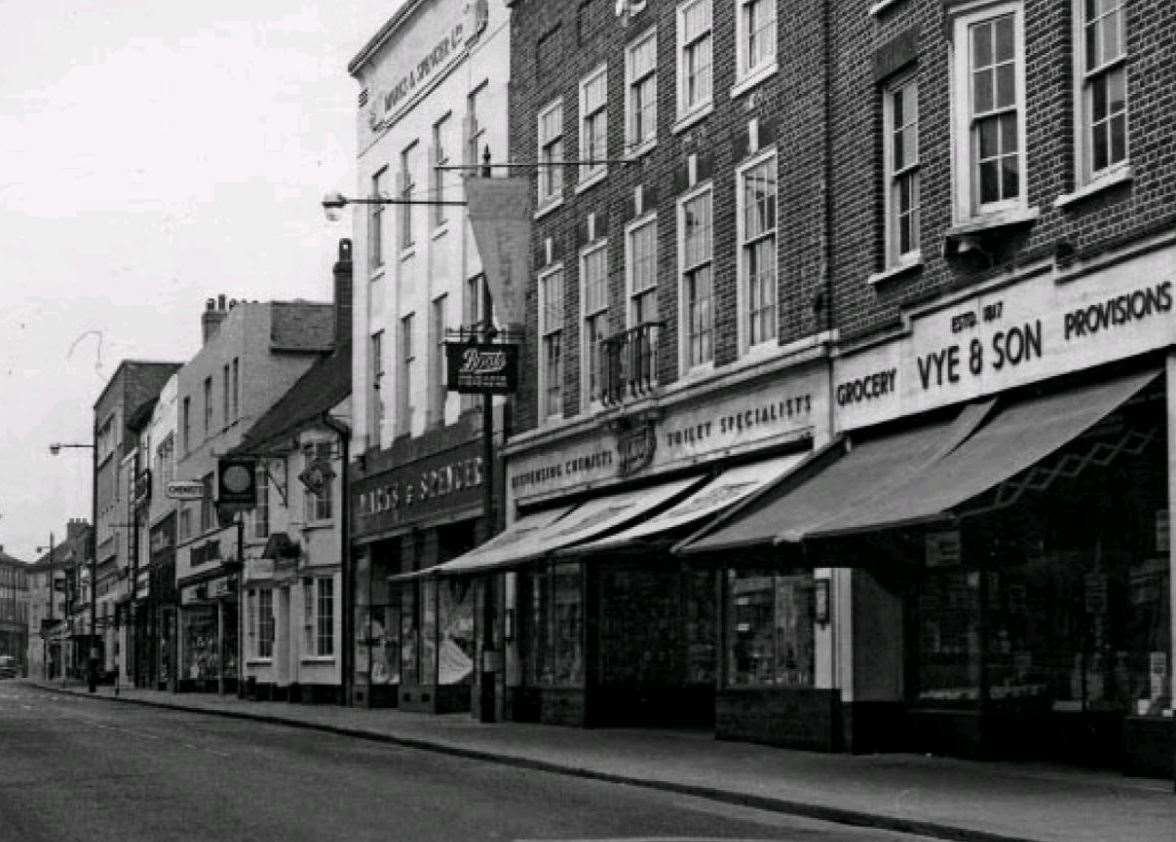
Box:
[834,241,1176,430]
[353,439,484,539]
[445,342,519,394]
[166,480,206,501]
[217,457,257,511]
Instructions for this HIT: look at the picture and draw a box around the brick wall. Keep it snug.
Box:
[509,0,829,434]
[830,0,1176,343]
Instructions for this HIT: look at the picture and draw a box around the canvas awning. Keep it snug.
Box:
[396,475,706,580]
[803,366,1161,541]
[559,452,809,556]
[677,367,1159,555]
[675,399,996,555]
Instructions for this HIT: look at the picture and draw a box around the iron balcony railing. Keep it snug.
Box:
[599,321,663,407]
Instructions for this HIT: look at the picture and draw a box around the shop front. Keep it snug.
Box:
[679,241,1176,774]
[177,572,238,694]
[148,513,177,691]
[350,417,490,712]
[431,359,830,729]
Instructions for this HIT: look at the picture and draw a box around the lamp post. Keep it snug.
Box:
[49,441,97,692]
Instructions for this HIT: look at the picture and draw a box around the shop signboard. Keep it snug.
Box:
[833,241,1176,431]
[352,438,484,540]
[166,480,205,501]
[445,341,519,394]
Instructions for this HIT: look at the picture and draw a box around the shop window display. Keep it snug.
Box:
[400,586,418,685]
[916,443,1172,717]
[725,569,815,687]
[182,605,219,681]
[437,579,474,685]
[420,578,437,685]
[528,562,585,687]
[369,604,400,685]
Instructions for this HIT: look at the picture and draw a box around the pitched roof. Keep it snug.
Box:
[233,342,351,454]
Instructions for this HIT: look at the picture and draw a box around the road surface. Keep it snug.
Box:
[0,681,937,842]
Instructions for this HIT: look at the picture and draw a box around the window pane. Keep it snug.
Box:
[979,117,999,159]
[1000,154,1019,199]
[971,22,992,69]
[980,160,1000,204]
[1107,66,1126,115]
[1092,74,1108,121]
[1103,10,1120,64]
[994,15,1014,62]
[996,63,1015,109]
[999,112,1018,154]
[1109,113,1127,163]
[973,70,993,115]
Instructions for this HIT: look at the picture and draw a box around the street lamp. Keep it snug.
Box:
[320,191,467,222]
[49,441,97,692]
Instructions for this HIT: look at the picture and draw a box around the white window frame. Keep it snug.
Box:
[736,148,778,355]
[538,264,565,422]
[675,0,713,125]
[399,142,418,253]
[883,74,922,268]
[537,98,565,210]
[949,0,1027,223]
[733,0,777,95]
[578,64,609,190]
[677,182,715,374]
[624,27,658,158]
[1072,0,1129,188]
[580,241,609,411]
[369,168,386,272]
[432,113,451,230]
[302,441,333,523]
[258,588,274,660]
[316,577,335,657]
[398,313,415,437]
[625,212,658,329]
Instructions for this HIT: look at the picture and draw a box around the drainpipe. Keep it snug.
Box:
[322,413,351,706]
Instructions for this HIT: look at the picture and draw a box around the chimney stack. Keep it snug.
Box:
[201,295,228,345]
[333,238,353,347]
[67,518,89,544]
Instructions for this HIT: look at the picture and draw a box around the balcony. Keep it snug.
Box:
[599,322,662,408]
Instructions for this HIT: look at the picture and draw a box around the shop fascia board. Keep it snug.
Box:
[504,341,830,459]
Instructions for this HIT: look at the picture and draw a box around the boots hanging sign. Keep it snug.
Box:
[445,341,518,394]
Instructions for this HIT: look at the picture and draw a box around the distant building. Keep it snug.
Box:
[26,519,90,680]
[173,294,336,694]
[232,242,352,703]
[0,549,30,676]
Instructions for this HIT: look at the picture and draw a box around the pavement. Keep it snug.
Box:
[24,679,1176,842]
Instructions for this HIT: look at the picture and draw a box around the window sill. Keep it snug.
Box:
[867,253,924,286]
[730,63,778,100]
[368,266,386,283]
[624,138,656,162]
[943,206,1040,257]
[430,222,451,241]
[398,245,416,263]
[1053,167,1133,209]
[740,338,781,365]
[868,0,903,16]
[246,658,273,667]
[300,656,336,665]
[534,196,564,221]
[574,169,608,196]
[300,519,334,531]
[672,102,714,136]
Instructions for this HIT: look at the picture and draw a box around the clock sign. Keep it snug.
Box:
[217,456,257,510]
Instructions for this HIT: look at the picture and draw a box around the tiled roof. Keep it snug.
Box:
[233,343,351,453]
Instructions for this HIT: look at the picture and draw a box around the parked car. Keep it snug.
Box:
[0,655,17,679]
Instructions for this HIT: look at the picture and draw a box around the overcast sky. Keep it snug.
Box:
[0,0,399,561]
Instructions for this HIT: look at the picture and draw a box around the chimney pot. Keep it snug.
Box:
[218,293,227,310]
